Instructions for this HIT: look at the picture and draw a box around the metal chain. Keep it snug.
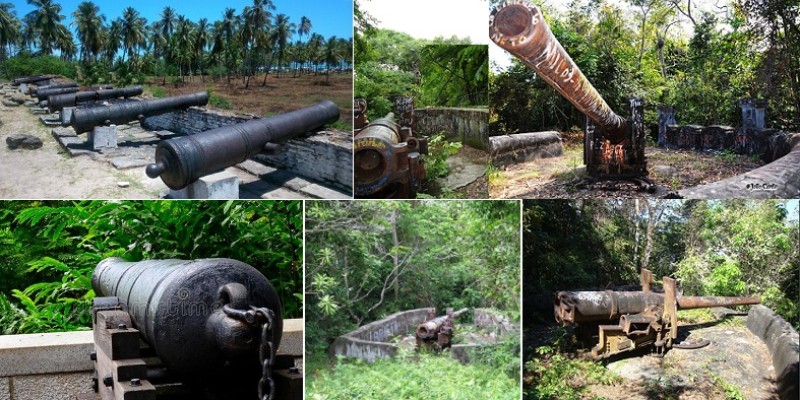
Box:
[254,307,276,400]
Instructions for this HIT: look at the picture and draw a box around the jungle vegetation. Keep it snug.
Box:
[490,0,800,136]
[0,1,352,87]
[305,200,521,399]
[0,200,303,335]
[354,1,489,120]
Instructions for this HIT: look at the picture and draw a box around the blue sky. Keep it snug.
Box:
[10,0,353,40]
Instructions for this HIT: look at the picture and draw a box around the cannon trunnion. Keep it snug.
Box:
[86,258,287,399]
[554,268,760,359]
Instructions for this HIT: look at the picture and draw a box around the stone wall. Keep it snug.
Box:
[746,305,799,400]
[143,108,353,192]
[329,308,430,362]
[0,319,303,400]
[415,107,489,151]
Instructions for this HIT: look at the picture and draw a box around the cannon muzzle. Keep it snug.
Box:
[415,308,468,339]
[92,257,283,378]
[145,100,340,190]
[48,86,142,113]
[354,112,426,198]
[70,91,209,134]
[490,1,627,143]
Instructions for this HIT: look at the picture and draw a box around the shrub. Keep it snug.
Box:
[422,132,462,180]
[3,53,77,80]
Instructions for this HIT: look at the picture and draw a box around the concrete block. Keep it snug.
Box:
[89,126,117,150]
[0,331,94,377]
[170,171,239,199]
[300,183,351,199]
[18,83,27,93]
[10,372,92,400]
[0,377,9,400]
[277,319,303,356]
[60,107,74,125]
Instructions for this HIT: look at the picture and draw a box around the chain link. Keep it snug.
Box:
[254,307,276,400]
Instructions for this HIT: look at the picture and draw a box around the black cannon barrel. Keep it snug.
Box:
[29,82,78,96]
[12,75,56,85]
[35,86,79,101]
[145,100,340,190]
[92,257,283,378]
[70,91,209,134]
[47,86,143,112]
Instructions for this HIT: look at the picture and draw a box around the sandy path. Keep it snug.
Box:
[0,100,164,199]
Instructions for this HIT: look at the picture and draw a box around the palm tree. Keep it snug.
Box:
[194,18,209,82]
[324,35,340,83]
[71,1,103,62]
[0,3,19,74]
[119,7,146,62]
[218,8,239,83]
[56,23,75,60]
[25,0,67,55]
[307,32,324,75]
[297,16,311,75]
[242,0,275,88]
[159,6,176,38]
[172,15,195,83]
[268,13,293,81]
[103,19,121,63]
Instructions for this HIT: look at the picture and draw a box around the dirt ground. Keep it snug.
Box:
[0,101,163,199]
[143,72,353,126]
[491,132,763,199]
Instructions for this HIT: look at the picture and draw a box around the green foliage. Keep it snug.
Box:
[469,332,521,382]
[419,45,488,107]
[422,132,462,180]
[0,201,303,334]
[148,86,166,98]
[308,355,519,400]
[354,61,417,120]
[305,201,520,358]
[3,53,77,80]
[526,346,621,399]
[208,93,233,109]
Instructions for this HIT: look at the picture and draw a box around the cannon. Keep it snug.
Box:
[47,86,142,113]
[354,112,428,198]
[88,257,285,399]
[12,75,57,85]
[490,1,648,180]
[554,268,760,359]
[35,86,79,101]
[144,100,339,190]
[29,81,78,96]
[415,308,468,351]
[70,91,209,134]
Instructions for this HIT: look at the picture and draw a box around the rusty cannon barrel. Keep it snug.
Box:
[554,289,761,325]
[490,1,628,143]
[92,257,283,378]
[29,81,78,96]
[416,308,469,339]
[70,91,209,134]
[12,75,57,85]
[35,86,79,101]
[354,113,427,198]
[47,85,143,113]
[145,100,340,190]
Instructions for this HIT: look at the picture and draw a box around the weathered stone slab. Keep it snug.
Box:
[0,377,8,400]
[747,305,799,400]
[300,183,351,199]
[11,372,92,400]
[109,157,151,169]
[415,107,489,150]
[89,126,117,150]
[170,171,239,199]
[1,99,18,107]
[6,134,43,150]
[0,331,94,376]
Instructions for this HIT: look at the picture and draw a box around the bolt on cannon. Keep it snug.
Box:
[554,268,760,360]
[490,0,649,184]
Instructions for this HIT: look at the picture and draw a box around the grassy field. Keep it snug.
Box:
[142,72,353,130]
